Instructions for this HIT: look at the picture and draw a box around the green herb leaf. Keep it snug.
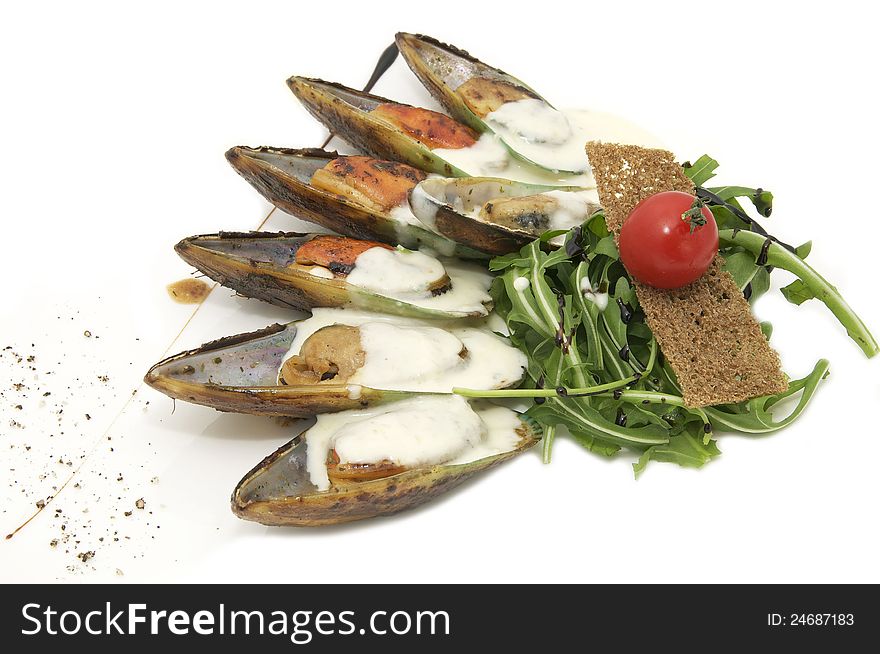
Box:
[709,204,751,231]
[721,251,762,290]
[780,279,815,305]
[719,229,878,357]
[748,266,771,303]
[683,154,720,186]
[593,235,620,259]
[795,241,812,259]
[706,185,774,217]
[528,400,669,449]
[704,360,830,433]
[568,429,621,457]
[633,430,721,477]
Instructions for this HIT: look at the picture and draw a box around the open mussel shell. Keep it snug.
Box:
[173,231,491,319]
[395,33,574,173]
[286,77,472,177]
[410,177,585,255]
[395,32,541,132]
[231,415,541,526]
[225,146,485,259]
[143,323,411,417]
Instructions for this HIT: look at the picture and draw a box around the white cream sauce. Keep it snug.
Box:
[432,108,662,186]
[389,202,458,257]
[540,190,599,243]
[349,250,491,317]
[279,308,527,393]
[303,395,524,491]
[388,203,424,228]
[346,384,362,400]
[446,401,523,465]
[402,258,492,316]
[351,322,466,389]
[485,98,586,173]
[303,244,490,317]
[580,278,609,311]
[435,133,588,186]
[347,247,446,296]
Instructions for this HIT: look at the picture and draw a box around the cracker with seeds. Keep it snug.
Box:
[586,142,788,406]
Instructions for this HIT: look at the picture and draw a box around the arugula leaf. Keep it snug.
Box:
[633,430,721,478]
[795,241,812,259]
[719,250,769,303]
[704,360,830,433]
[568,429,621,457]
[719,229,878,357]
[527,400,669,449]
[710,205,751,232]
[780,279,815,305]
[593,234,620,259]
[488,251,530,272]
[706,185,774,217]
[603,279,631,347]
[721,251,762,290]
[747,266,771,303]
[683,154,720,186]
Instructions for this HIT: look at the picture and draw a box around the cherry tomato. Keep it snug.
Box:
[618,191,719,289]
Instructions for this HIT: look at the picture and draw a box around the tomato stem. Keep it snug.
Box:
[681,197,709,233]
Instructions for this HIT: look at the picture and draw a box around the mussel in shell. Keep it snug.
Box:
[410,177,600,255]
[232,397,541,526]
[395,32,541,132]
[396,32,591,174]
[174,231,493,319]
[144,322,407,417]
[287,77,593,186]
[225,146,486,259]
[144,309,527,417]
[286,77,476,177]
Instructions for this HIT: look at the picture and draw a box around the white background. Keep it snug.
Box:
[2,0,878,583]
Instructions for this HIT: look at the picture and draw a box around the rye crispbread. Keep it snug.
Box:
[585,142,788,407]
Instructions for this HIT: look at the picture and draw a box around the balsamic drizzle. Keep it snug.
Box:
[534,375,546,405]
[617,298,633,324]
[755,237,773,267]
[319,42,399,149]
[555,293,570,353]
[615,408,628,427]
[695,186,797,254]
[564,225,584,258]
[618,344,631,362]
